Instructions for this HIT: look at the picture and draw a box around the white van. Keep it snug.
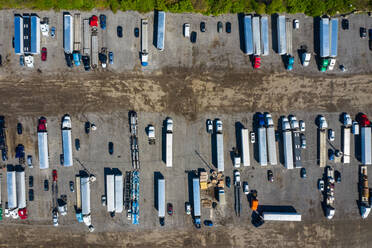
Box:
[184,23,190,38]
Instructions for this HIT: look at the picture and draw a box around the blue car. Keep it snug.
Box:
[51,26,55,38]
[109,52,113,64]
[258,113,265,126]
[73,52,81,66]
[204,220,213,226]
[100,15,106,29]
[287,56,294,71]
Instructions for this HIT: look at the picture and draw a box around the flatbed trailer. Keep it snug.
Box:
[258,127,268,166]
[319,129,327,167]
[91,31,98,68]
[216,133,224,171]
[83,19,90,55]
[73,13,81,51]
[285,19,292,55]
[342,127,351,163]
[141,19,149,66]
[292,131,302,168]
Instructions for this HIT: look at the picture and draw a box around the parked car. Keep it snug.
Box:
[300,168,307,178]
[204,220,213,226]
[253,56,261,69]
[328,58,336,71]
[184,23,190,38]
[217,21,223,33]
[20,55,24,66]
[99,14,106,29]
[70,181,75,192]
[301,52,311,67]
[299,120,305,132]
[85,122,90,134]
[328,129,335,141]
[243,182,249,194]
[225,176,231,188]
[293,19,299,29]
[90,15,98,27]
[200,22,206,32]
[360,27,367,38]
[27,155,33,168]
[117,26,123,38]
[190,31,197,43]
[109,52,114,65]
[52,170,58,181]
[234,170,241,185]
[44,179,49,191]
[301,134,306,149]
[318,179,325,191]
[51,26,56,37]
[226,22,231,33]
[82,56,90,71]
[65,53,73,67]
[134,27,139,38]
[250,132,255,143]
[53,211,59,226]
[167,203,173,215]
[185,202,191,215]
[29,176,33,187]
[206,119,213,133]
[17,123,22,134]
[75,138,80,151]
[341,19,349,30]
[29,189,34,201]
[268,170,274,182]
[108,142,114,155]
[41,47,47,61]
[335,170,341,183]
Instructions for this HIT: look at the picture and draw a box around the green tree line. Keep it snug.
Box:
[0,0,371,16]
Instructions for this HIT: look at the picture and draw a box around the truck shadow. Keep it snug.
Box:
[161,118,168,164]
[237,13,245,54]
[252,113,261,164]
[153,171,163,211]
[278,116,285,166]
[271,14,278,54]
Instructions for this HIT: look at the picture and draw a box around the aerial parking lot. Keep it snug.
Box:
[0,8,371,247]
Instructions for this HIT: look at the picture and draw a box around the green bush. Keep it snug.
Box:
[266,0,286,14]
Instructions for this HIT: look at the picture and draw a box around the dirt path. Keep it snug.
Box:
[0,71,371,120]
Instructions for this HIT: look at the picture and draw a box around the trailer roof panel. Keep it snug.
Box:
[16,171,26,209]
[320,18,330,57]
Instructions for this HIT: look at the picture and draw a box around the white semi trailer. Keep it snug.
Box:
[166,118,173,168]
[62,115,73,167]
[241,128,250,166]
[158,178,165,225]
[141,19,149,66]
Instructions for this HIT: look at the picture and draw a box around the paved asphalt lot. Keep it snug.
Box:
[0,110,368,231]
[0,11,371,75]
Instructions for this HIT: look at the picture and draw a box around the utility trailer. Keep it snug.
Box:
[243,15,253,55]
[241,128,250,166]
[83,19,90,55]
[277,15,286,55]
[260,16,269,56]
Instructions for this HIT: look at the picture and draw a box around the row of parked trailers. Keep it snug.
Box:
[14,14,40,55]
[243,15,269,56]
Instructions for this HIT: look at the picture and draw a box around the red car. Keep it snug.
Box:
[90,15,98,27]
[37,117,47,131]
[41,47,47,61]
[52,170,58,182]
[253,56,261,69]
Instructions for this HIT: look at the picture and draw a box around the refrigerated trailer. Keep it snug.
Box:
[216,133,224,171]
[156,11,165,51]
[158,179,165,219]
[62,115,73,167]
[243,15,253,55]
[252,16,261,56]
[241,128,250,166]
[258,127,268,166]
[361,127,372,165]
[16,171,26,209]
[193,178,201,227]
[115,174,123,213]
[320,18,330,58]
[277,15,286,55]
[330,18,338,57]
[7,171,17,209]
[342,127,351,164]
[63,14,73,54]
[266,126,277,166]
[263,212,302,221]
[38,132,49,169]
[141,19,149,66]
[106,174,115,213]
[260,16,269,56]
